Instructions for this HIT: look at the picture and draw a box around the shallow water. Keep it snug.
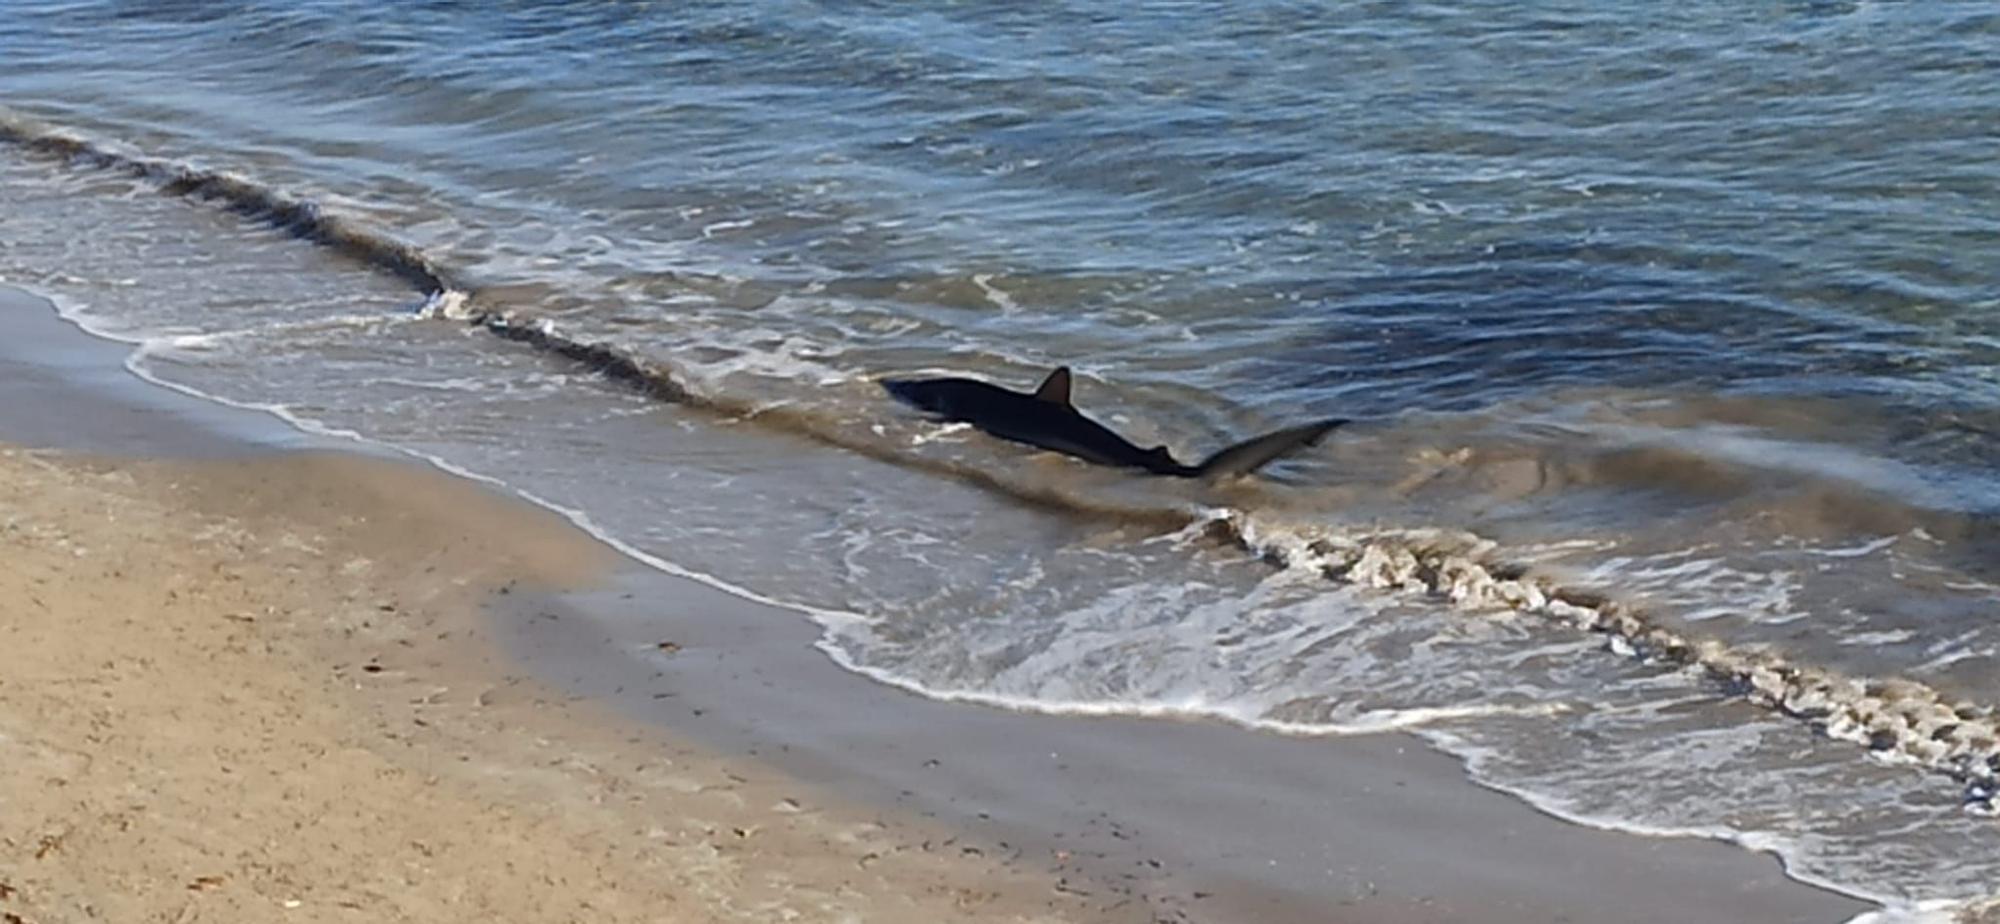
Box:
[5,2,2000,917]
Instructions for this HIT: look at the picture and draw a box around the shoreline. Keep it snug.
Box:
[0,282,1875,922]
[0,283,1154,924]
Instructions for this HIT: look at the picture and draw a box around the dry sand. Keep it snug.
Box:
[0,445,1148,924]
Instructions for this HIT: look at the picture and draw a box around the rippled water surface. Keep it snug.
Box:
[5,2,2000,917]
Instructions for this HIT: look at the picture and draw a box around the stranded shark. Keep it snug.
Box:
[881,366,1346,479]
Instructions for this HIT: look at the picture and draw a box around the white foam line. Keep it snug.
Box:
[699,218,754,238]
[970,273,1020,314]
[125,314,425,362]
[910,421,971,445]
[24,283,875,619]
[1842,901,1979,924]
[797,646,1572,738]
[1807,535,1902,560]
[1430,727,1977,924]
[417,289,475,320]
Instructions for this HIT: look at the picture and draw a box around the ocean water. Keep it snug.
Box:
[4,2,2000,918]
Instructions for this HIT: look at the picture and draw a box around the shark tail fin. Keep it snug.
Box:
[1193,418,1348,479]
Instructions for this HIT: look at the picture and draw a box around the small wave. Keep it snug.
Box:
[1439,722,1988,924]
[416,289,476,321]
[804,636,1569,736]
[128,312,426,364]
[970,272,1019,313]
[1215,510,2000,811]
[1843,901,1989,924]
[0,112,453,295]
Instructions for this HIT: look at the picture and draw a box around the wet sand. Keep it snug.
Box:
[0,283,1873,923]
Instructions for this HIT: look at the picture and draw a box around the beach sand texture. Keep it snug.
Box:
[0,443,1170,923]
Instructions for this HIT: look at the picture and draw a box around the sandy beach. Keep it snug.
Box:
[0,281,1878,923]
[0,286,1152,924]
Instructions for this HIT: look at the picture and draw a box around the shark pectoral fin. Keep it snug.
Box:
[1033,366,1073,405]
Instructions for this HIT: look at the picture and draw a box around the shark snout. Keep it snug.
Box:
[880,378,945,413]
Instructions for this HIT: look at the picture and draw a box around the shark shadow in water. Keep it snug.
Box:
[881,366,1346,478]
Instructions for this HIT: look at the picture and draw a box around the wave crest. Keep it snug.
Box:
[1219,510,2000,809]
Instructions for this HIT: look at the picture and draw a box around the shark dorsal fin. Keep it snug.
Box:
[1033,366,1073,405]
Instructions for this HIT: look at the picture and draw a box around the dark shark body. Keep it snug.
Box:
[881,366,1346,479]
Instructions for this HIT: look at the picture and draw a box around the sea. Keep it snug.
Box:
[3,3,1998,919]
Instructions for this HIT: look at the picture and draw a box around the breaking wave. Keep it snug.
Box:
[1215,513,2000,810]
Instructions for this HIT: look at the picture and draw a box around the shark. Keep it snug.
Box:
[880,366,1346,479]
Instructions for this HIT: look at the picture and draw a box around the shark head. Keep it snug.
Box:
[880,377,957,415]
